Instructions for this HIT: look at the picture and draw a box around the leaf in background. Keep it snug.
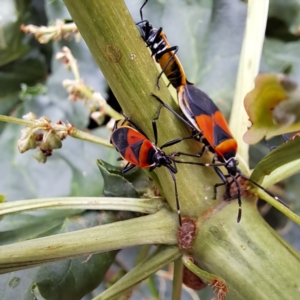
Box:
[0,0,51,130]
[261,38,300,77]
[0,50,48,129]
[0,211,119,300]
[0,0,31,66]
[243,74,300,144]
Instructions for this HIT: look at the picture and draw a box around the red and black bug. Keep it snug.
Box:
[151,90,289,222]
[110,115,189,227]
[136,0,192,89]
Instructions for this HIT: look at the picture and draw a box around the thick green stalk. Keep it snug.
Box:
[0,209,177,274]
[63,1,300,299]
[192,203,300,300]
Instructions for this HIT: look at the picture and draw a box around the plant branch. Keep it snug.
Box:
[0,197,164,216]
[20,21,80,44]
[172,259,183,300]
[93,245,182,300]
[0,208,177,274]
[69,127,113,147]
[256,189,300,225]
[0,114,113,148]
[182,255,225,286]
[0,115,35,127]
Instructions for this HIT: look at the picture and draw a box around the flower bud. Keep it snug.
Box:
[41,133,62,150]
[22,112,37,121]
[32,149,47,163]
[18,128,37,153]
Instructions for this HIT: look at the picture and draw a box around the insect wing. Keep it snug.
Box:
[111,127,155,168]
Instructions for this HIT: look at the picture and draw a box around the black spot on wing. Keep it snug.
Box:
[111,128,129,155]
[184,84,219,117]
[214,123,233,145]
[130,140,144,164]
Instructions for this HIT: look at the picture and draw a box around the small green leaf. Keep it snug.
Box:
[98,160,155,196]
[19,83,47,100]
[250,137,300,185]
[97,160,140,198]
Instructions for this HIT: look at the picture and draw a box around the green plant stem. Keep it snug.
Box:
[255,189,300,225]
[191,204,300,300]
[79,86,123,120]
[64,46,81,81]
[0,115,35,127]
[0,197,164,216]
[134,245,152,266]
[230,0,269,164]
[0,208,177,274]
[103,103,123,120]
[69,127,113,147]
[181,255,224,285]
[0,114,113,148]
[93,245,182,300]
[172,259,183,300]
[147,275,160,299]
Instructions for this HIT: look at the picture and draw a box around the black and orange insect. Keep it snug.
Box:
[136,0,192,89]
[151,91,289,222]
[110,115,190,227]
